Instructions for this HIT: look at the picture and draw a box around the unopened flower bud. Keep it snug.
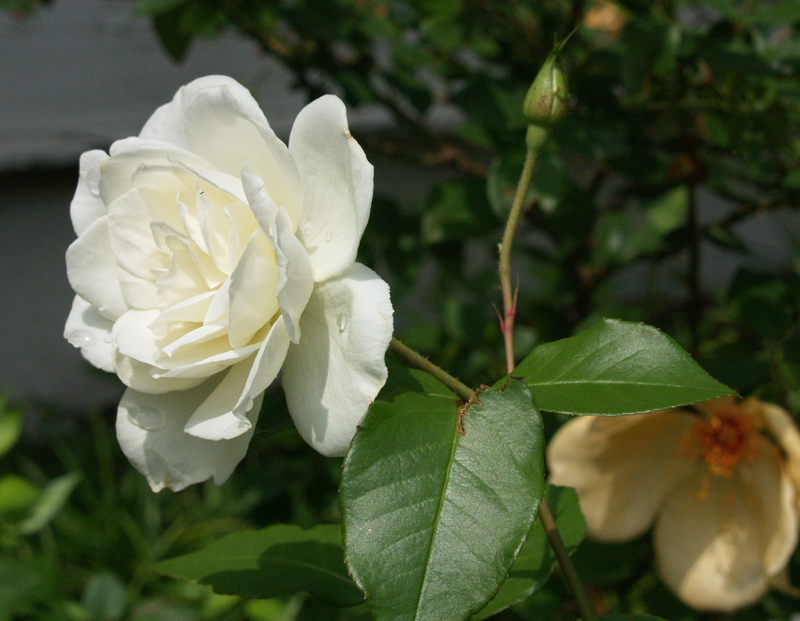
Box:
[523,53,568,128]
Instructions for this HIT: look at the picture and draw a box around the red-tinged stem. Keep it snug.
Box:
[499,147,536,374]
[498,143,596,621]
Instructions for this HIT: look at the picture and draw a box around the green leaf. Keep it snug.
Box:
[513,319,735,415]
[705,224,747,252]
[420,179,496,245]
[153,7,193,62]
[0,558,57,621]
[572,539,649,585]
[644,185,687,234]
[154,524,362,606]
[592,212,659,264]
[421,0,463,21]
[19,472,80,534]
[486,155,524,220]
[0,475,39,517]
[133,604,200,621]
[785,168,800,189]
[82,572,128,621]
[0,396,22,457]
[341,377,545,621]
[473,485,585,620]
[748,3,800,26]
[597,615,664,621]
[136,0,184,15]
[593,186,689,266]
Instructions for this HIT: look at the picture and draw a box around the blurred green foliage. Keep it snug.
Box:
[0,391,353,621]
[5,0,800,618]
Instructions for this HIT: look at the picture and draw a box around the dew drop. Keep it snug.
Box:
[68,329,96,348]
[304,227,311,237]
[129,405,166,431]
[336,312,348,333]
[325,231,333,242]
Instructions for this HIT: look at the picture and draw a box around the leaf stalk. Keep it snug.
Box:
[538,501,595,621]
[389,338,475,402]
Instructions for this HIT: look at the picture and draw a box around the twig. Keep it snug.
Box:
[539,501,595,621]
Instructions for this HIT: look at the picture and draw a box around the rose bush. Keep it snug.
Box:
[64,76,393,492]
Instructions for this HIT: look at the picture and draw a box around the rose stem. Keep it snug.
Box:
[499,143,595,621]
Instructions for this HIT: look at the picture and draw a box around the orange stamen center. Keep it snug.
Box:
[683,410,757,477]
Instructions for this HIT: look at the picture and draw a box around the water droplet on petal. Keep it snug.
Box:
[68,329,96,348]
[336,312,348,333]
[325,231,333,242]
[129,405,166,431]
[304,227,311,237]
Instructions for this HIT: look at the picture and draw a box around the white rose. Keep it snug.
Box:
[64,76,393,492]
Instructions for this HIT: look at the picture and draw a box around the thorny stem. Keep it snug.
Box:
[389,338,474,402]
[499,145,596,621]
[499,146,537,373]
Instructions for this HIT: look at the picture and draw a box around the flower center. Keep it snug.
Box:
[683,409,758,477]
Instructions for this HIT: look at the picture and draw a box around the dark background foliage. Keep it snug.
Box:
[3,0,800,619]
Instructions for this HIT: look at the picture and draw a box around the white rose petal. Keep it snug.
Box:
[66,216,130,321]
[64,295,115,373]
[100,138,211,209]
[289,95,374,282]
[226,230,280,349]
[140,76,304,228]
[65,76,393,489]
[107,188,166,280]
[116,374,264,492]
[282,263,393,457]
[70,150,109,236]
[272,207,314,343]
[182,353,258,441]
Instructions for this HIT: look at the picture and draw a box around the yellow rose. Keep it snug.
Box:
[547,397,800,612]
